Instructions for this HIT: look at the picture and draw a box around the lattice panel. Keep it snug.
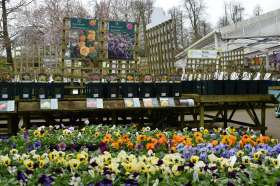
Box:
[62,18,140,94]
[14,44,62,73]
[145,20,175,77]
[185,58,220,73]
[220,49,244,72]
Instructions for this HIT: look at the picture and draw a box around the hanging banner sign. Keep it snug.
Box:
[187,49,222,59]
[70,18,98,59]
[108,21,135,60]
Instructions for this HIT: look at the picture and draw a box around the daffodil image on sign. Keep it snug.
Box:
[41,101,51,108]
[125,100,134,107]
[161,100,168,106]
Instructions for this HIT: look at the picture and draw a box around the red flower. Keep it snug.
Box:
[217,51,220,55]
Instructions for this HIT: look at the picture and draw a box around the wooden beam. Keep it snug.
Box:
[208,109,223,128]
[241,103,260,126]
[37,112,57,126]
[199,95,276,103]
[228,103,239,120]
[200,103,204,128]
[154,109,173,128]
[248,102,261,126]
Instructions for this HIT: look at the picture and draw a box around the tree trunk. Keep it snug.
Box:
[2,0,13,69]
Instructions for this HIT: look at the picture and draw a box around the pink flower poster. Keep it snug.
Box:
[108,21,135,60]
[70,18,98,58]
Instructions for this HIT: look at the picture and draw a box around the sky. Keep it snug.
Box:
[155,0,280,27]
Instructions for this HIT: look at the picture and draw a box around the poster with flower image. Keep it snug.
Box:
[0,101,15,112]
[108,21,135,60]
[70,18,98,58]
[40,99,58,109]
[159,97,175,107]
[86,98,103,108]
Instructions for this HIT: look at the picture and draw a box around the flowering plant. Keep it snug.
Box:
[1,123,280,186]
[108,32,134,60]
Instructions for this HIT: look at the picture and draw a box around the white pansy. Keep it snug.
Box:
[88,169,95,178]
[70,177,81,186]
[199,127,204,133]
[7,165,17,174]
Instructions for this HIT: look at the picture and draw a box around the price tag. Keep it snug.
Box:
[2,94,8,98]
[23,94,29,98]
[175,93,179,96]
[93,94,98,98]
[161,93,166,96]
[145,93,150,97]
[111,94,116,98]
[39,95,45,99]
[55,94,61,99]
[128,93,133,97]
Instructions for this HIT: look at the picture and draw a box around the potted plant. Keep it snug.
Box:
[155,73,169,97]
[207,71,223,95]
[87,73,102,98]
[139,73,154,98]
[0,67,15,100]
[122,73,138,98]
[104,73,119,98]
[18,72,34,99]
[34,73,49,99]
[247,70,258,94]
[223,70,235,95]
[50,73,65,99]
[258,65,269,94]
[182,73,193,94]
[235,71,248,95]
[169,74,183,97]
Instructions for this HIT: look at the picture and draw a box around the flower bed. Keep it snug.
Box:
[0,123,280,185]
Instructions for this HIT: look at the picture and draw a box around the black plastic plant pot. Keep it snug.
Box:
[104,83,120,98]
[207,80,223,95]
[277,81,280,86]
[50,83,65,99]
[0,82,13,100]
[87,83,103,98]
[169,83,183,97]
[155,83,169,97]
[196,81,203,95]
[139,83,155,98]
[235,80,248,95]
[182,81,193,94]
[258,80,269,94]
[192,81,198,94]
[272,81,277,86]
[202,80,208,95]
[18,83,33,99]
[121,83,138,98]
[247,80,258,94]
[223,80,235,95]
[34,83,49,99]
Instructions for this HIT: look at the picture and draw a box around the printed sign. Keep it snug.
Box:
[124,98,140,107]
[143,98,159,107]
[40,99,58,109]
[159,97,175,107]
[86,98,103,108]
[187,49,221,59]
[70,18,98,58]
[0,101,15,112]
[179,99,195,106]
[108,21,135,60]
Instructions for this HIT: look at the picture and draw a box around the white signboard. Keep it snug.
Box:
[187,49,221,59]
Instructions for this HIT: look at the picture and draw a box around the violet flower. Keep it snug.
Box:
[57,142,66,151]
[54,168,63,175]
[135,144,143,151]
[125,179,138,186]
[85,120,89,125]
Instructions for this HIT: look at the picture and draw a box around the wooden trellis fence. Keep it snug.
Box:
[145,19,175,77]
[14,44,62,73]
